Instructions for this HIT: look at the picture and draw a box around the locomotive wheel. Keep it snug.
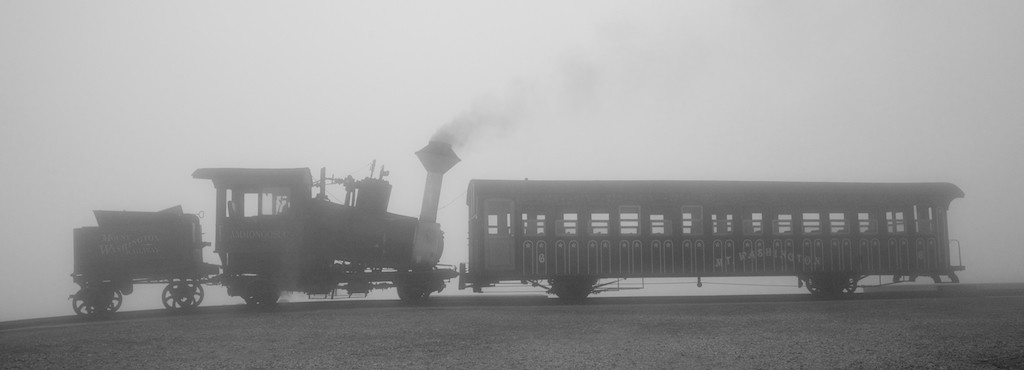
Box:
[396,284,432,303]
[189,282,205,307]
[162,281,204,310]
[244,280,280,307]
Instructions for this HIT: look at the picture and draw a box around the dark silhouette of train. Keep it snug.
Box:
[70,142,459,314]
[69,142,966,315]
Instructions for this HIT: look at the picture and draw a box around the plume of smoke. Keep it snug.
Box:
[430,17,694,150]
[430,79,542,149]
[430,57,605,150]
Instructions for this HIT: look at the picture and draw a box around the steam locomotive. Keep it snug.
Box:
[70,141,967,315]
[70,142,460,314]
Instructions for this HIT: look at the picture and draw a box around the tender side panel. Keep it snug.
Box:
[74,211,203,280]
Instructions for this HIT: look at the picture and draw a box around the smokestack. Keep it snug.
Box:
[416,141,460,223]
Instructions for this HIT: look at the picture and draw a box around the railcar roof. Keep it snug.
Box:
[467,179,964,207]
[192,168,313,188]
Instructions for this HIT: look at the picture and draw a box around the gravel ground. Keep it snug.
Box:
[2,295,1023,369]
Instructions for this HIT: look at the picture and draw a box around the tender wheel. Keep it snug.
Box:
[109,290,123,312]
[549,277,596,302]
[71,289,96,316]
[244,279,279,308]
[162,280,205,310]
[71,285,120,316]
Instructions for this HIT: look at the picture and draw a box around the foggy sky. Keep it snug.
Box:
[2,2,1023,321]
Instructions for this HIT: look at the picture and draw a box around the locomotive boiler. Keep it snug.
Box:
[192,141,460,306]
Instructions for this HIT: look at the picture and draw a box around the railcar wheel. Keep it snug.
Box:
[244,280,279,308]
[804,275,858,298]
[549,277,596,302]
[838,276,859,295]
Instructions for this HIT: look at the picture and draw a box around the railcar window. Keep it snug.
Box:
[885,211,906,234]
[743,212,763,236]
[486,213,512,236]
[802,213,822,235]
[712,213,734,236]
[681,206,703,235]
[773,214,794,235]
[487,215,499,235]
[590,213,610,235]
[522,213,546,236]
[556,213,578,236]
[858,213,878,234]
[915,206,935,234]
[829,213,849,234]
[650,214,671,235]
[619,206,640,235]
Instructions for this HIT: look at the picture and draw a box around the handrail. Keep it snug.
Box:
[950,239,963,266]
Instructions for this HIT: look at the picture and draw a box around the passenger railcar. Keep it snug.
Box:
[458,180,965,300]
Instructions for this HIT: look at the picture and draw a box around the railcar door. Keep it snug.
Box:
[483,199,515,271]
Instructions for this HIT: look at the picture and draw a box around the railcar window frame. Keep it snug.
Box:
[680,206,703,236]
[589,212,610,236]
[711,212,734,236]
[619,205,640,236]
[743,211,764,236]
[885,210,906,234]
[802,212,823,235]
[829,212,849,235]
[858,212,878,235]
[556,212,579,236]
[914,205,935,234]
[649,213,672,236]
[773,213,794,236]
[484,199,514,237]
[521,213,546,237]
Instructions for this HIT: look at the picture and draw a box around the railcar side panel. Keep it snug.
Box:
[462,180,964,291]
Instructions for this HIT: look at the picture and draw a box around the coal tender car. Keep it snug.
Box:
[191,141,460,306]
[458,180,965,300]
[70,206,219,315]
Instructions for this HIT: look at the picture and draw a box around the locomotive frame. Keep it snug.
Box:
[458,180,965,300]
